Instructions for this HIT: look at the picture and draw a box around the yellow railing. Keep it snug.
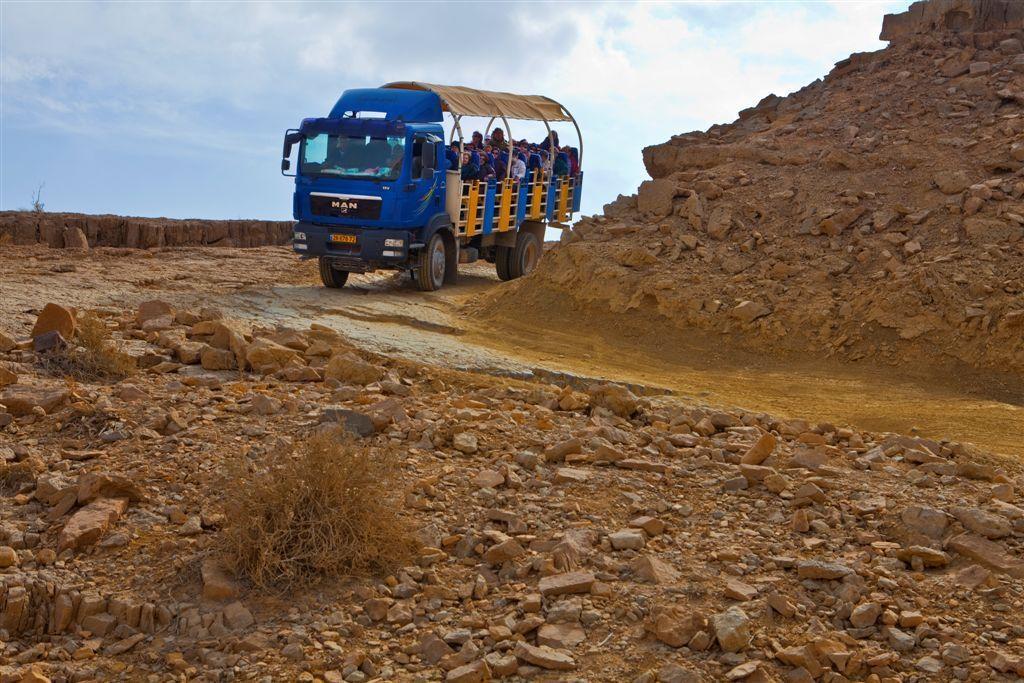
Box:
[460,181,484,237]
[526,172,549,221]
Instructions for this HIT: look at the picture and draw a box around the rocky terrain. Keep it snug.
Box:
[482,0,1024,383]
[1,286,1023,682]
[2,2,1023,682]
[0,212,292,249]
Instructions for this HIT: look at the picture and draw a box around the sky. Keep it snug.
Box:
[1,0,910,221]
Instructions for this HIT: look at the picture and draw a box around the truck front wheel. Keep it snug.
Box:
[415,232,446,291]
[318,257,349,288]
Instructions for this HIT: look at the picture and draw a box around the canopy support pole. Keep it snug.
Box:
[500,115,513,180]
[452,114,465,170]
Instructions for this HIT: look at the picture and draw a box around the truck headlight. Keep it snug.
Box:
[384,238,404,247]
[294,231,307,241]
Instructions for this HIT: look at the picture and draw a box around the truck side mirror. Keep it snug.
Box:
[281,130,302,177]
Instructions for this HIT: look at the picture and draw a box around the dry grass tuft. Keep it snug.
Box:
[39,313,136,381]
[222,431,417,590]
[0,460,37,495]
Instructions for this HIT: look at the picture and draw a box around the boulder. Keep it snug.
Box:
[201,347,237,371]
[954,507,1011,539]
[587,383,639,417]
[646,605,707,647]
[731,301,771,323]
[631,555,681,584]
[245,338,301,374]
[964,217,1022,244]
[30,303,75,340]
[207,320,250,369]
[202,557,240,601]
[637,179,677,217]
[63,226,89,249]
[707,206,734,240]
[740,432,776,465]
[948,533,1024,578]
[57,497,129,553]
[900,505,948,539]
[137,300,174,324]
[933,170,971,195]
[0,385,69,416]
[77,472,146,504]
[538,571,595,596]
[513,641,576,671]
[323,352,384,385]
[711,606,750,652]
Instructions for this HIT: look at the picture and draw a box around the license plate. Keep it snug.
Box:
[330,234,357,244]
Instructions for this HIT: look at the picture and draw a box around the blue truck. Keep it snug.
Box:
[281,82,582,291]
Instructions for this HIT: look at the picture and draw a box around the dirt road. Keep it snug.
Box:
[2,244,1021,456]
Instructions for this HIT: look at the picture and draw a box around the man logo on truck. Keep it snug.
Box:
[330,200,359,212]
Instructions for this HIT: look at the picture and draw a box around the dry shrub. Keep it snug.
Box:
[0,460,37,495]
[222,431,417,589]
[40,313,135,381]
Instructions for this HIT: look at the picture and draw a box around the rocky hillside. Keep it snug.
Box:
[483,0,1024,381]
[0,212,293,249]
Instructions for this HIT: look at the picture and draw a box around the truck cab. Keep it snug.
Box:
[282,83,582,291]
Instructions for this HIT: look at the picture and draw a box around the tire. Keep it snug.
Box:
[318,257,349,288]
[415,232,446,291]
[509,231,541,279]
[495,245,513,281]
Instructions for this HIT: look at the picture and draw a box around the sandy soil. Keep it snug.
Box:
[1,244,1021,457]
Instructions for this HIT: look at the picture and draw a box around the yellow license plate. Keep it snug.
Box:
[330,234,357,244]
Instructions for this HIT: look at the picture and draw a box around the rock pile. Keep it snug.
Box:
[483,0,1024,380]
[1,297,1022,681]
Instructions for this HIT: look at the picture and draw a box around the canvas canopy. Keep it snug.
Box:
[381,82,574,123]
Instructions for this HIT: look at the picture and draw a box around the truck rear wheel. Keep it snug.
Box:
[509,231,541,279]
[415,232,446,291]
[495,245,513,281]
[318,257,349,288]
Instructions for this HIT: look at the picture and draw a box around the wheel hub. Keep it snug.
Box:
[431,242,446,284]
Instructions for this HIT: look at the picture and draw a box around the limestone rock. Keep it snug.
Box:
[57,497,129,553]
[30,303,75,340]
[711,606,750,652]
[323,352,383,385]
[0,385,69,416]
[513,641,576,671]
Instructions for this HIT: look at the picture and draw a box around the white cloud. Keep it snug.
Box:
[1,0,909,217]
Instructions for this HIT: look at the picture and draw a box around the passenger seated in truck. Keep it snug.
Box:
[489,127,509,151]
[478,153,496,180]
[461,151,480,181]
[445,148,459,171]
[470,131,484,149]
[510,152,526,181]
[527,153,541,177]
[493,152,507,180]
[567,147,580,175]
[540,131,560,152]
[553,151,570,177]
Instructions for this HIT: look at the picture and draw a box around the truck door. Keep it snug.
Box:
[409,134,443,223]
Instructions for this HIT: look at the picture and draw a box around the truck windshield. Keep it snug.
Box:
[301,133,404,180]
